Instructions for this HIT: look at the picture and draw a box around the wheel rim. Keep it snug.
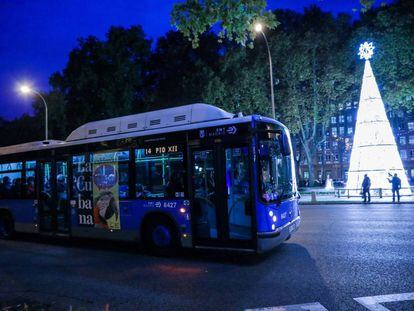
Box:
[152,225,171,248]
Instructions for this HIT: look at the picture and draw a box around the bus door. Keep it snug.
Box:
[190,143,253,249]
[55,160,69,233]
[37,160,69,233]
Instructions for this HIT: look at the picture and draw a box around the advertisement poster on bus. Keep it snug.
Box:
[72,156,94,227]
[92,153,121,230]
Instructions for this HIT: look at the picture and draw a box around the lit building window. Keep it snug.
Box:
[347,127,353,135]
[411,169,414,177]
[332,141,338,148]
[347,115,352,123]
[339,127,345,135]
[400,136,407,145]
[408,122,414,130]
[332,127,337,137]
[346,102,352,109]
[409,135,414,144]
[339,115,345,123]
[400,150,407,159]
[304,171,309,179]
[331,116,336,124]
[334,154,339,161]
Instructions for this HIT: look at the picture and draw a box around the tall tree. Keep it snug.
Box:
[171,0,278,48]
[149,31,220,108]
[171,0,377,48]
[202,43,270,115]
[0,114,42,147]
[351,0,414,112]
[273,8,354,184]
[32,90,67,140]
[51,26,152,132]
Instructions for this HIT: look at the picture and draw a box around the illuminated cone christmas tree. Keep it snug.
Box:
[347,42,410,195]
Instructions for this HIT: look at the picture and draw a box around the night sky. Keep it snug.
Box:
[0,0,393,120]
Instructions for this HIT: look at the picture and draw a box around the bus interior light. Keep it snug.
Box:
[272,216,277,222]
[271,224,276,230]
[269,210,274,217]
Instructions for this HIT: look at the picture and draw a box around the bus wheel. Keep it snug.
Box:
[143,218,179,256]
[0,212,14,240]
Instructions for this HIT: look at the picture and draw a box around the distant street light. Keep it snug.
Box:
[254,23,275,120]
[19,85,49,142]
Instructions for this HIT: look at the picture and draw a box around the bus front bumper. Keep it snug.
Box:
[257,216,301,253]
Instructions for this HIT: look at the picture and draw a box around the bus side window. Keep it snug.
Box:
[135,148,185,199]
[0,162,23,199]
[25,161,36,198]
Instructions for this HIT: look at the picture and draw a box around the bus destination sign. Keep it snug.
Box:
[144,144,181,156]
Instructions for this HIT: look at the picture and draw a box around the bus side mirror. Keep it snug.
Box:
[279,132,291,156]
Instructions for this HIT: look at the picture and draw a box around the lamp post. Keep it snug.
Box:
[255,23,275,120]
[19,85,49,141]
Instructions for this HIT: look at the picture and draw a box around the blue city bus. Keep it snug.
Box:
[0,104,300,254]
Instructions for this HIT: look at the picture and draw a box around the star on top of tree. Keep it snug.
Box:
[358,42,375,60]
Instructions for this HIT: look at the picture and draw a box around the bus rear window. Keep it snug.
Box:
[259,134,293,202]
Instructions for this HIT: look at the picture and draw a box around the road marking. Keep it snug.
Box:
[245,302,328,311]
[354,292,414,311]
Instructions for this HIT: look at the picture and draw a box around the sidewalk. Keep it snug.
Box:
[299,188,414,205]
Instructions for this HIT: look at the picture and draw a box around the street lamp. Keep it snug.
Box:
[255,23,275,120]
[19,85,49,142]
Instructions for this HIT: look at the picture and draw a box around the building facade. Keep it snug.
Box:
[295,102,414,187]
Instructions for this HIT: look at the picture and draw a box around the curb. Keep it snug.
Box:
[300,201,414,205]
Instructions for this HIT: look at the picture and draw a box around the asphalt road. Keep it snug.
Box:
[1,203,413,311]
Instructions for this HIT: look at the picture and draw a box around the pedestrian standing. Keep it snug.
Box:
[361,174,371,203]
[388,173,401,203]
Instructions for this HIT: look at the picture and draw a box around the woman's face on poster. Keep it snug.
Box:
[97,194,112,218]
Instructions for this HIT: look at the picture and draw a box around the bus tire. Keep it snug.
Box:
[0,211,14,240]
[142,216,179,256]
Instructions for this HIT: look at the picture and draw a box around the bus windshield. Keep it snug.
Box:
[259,132,293,202]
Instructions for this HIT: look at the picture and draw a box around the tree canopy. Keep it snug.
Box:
[50,25,152,131]
[352,0,414,111]
[171,0,278,48]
